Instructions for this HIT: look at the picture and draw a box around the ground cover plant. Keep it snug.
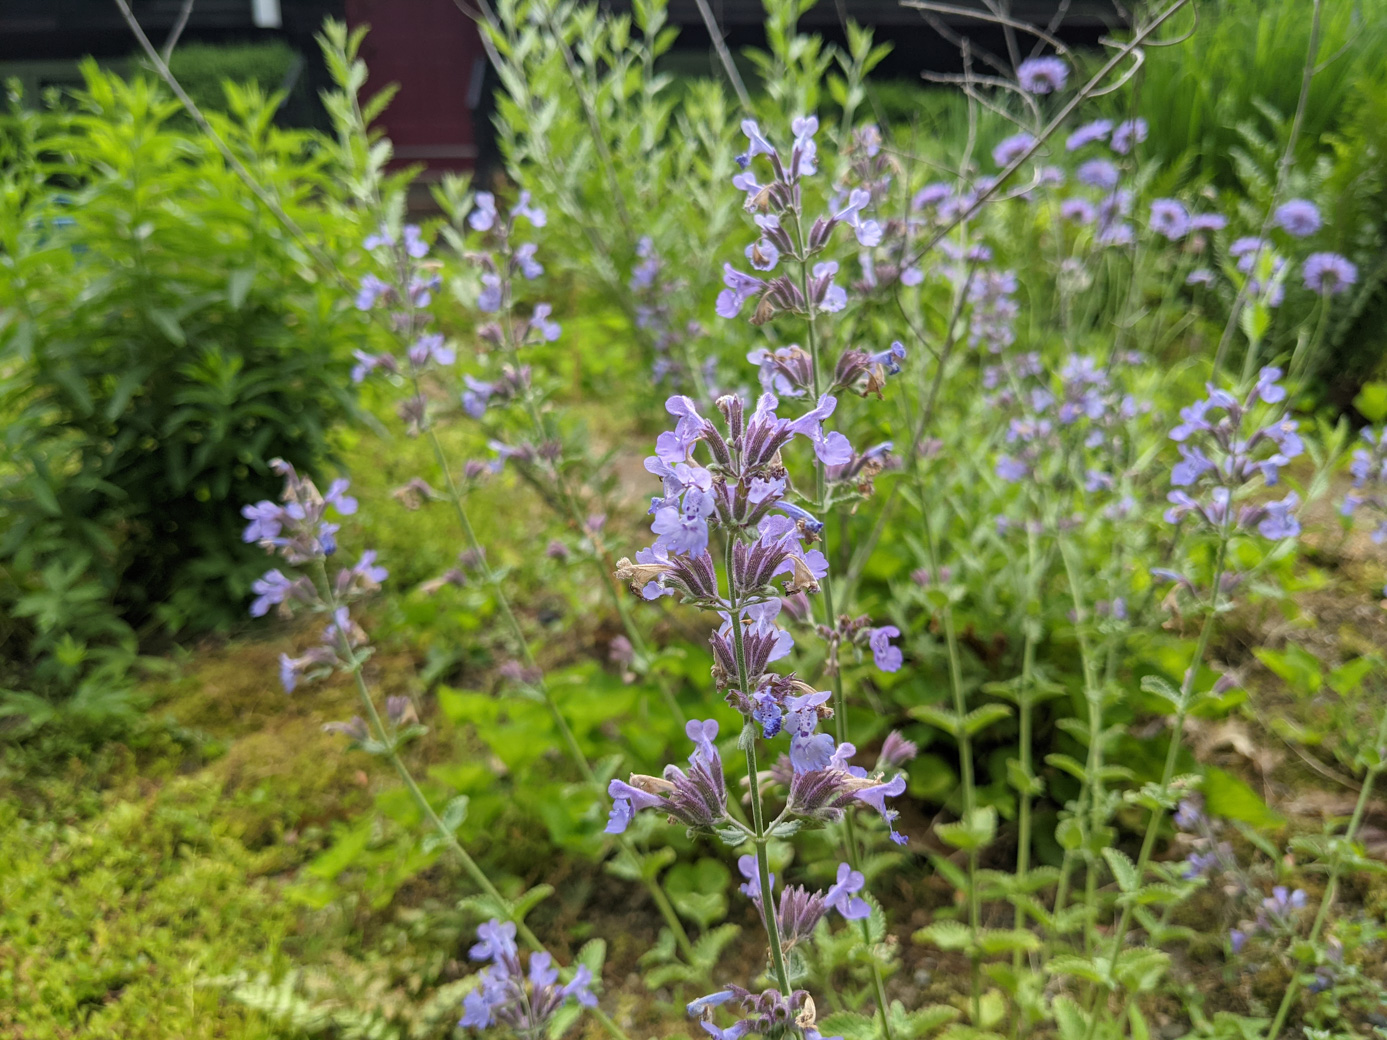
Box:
[3,0,1387,1037]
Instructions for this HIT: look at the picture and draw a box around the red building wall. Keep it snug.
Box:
[345,0,485,173]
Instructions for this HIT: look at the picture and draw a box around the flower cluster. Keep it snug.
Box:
[1162,367,1303,540]
[1229,886,1309,954]
[1342,425,1387,544]
[630,235,713,388]
[460,921,596,1036]
[989,351,1146,498]
[687,986,839,1040]
[1173,796,1235,880]
[718,117,880,325]
[736,857,870,949]
[242,462,387,694]
[1017,55,1068,95]
[351,223,450,429]
[606,719,729,834]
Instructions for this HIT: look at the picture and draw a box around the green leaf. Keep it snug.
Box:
[1253,644,1322,695]
[576,938,607,978]
[227,267,256,309]
[1139,674,1182,709]
[1327,656,1375,696]
[962,703,1013,736]
[937,807,996,852]
[818,1011,878,1040]
[1102,847,1141,893]
[1353,381,1387,423]
[910,705,962,736]
[977,929,1041,955]
[914,921,973,952]
[665,857,731,930]
[1203,767,1285,829]
[1052,995,1089,1040]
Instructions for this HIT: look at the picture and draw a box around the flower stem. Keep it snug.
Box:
[1083,521,1232,1038]
[315,563,632,1040]
[725,533,793,996]
[920,501,983,1023]
[793,210,897,1040]
[1012,525,1042,973]
[418,411,697,963]
[1264,708,1387,1040]
[1057,533,1107,960]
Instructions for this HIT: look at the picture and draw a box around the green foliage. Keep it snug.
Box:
[0,64,363,718]
[1129,0,1387,188]
[160,39,303,116]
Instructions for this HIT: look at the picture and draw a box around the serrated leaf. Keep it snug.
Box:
[914,921,973,952]
[910,705,962,736]
[576,938,607,977]
[818,1011,878,1040]
[977,929,1041,955]
[962,703,1013,736]
[1052,995,1089,1040]
[1102,847,1141,893]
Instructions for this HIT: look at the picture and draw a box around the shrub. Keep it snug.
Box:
[0,63,362,717]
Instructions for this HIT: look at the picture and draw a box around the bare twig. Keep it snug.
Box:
[692,0,752,110]
[899,0,1196,272]
[903,0,1072,58]
[162,0,196,63]
[113,0,349,291]
[918,10,1012,78]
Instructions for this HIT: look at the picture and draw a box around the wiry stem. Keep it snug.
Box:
[1083,518,1232,1038]
[1264,708,1387,1040]
[313,560,632,1040]
[415,410,697,963]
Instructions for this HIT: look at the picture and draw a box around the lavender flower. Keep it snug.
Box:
[1302,252,1357,295]
[460,920,596,1034]
[869,625,903,672]
[1017,56,1068,94]
[1066,119,1112,151]
[1109,118,1148,155]
[1274,199,1321,237]
[1162,371,1305,539]
[736,856,869,949]
[1148,198,1190,240]
[992,133,1036,168]
[605,719,729,834]
[1076,160,1119,191]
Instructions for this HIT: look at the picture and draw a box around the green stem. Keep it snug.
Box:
[1264,709,1387,1040]
[793,210,897,1040]
[726,534,793,996]
[417,396,697,963]
[1058,534,1106,961]
[1083,520,1233,1040]
[315,563,632,1040]
[1012,527,1042,972]
[921,503,982,1023]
